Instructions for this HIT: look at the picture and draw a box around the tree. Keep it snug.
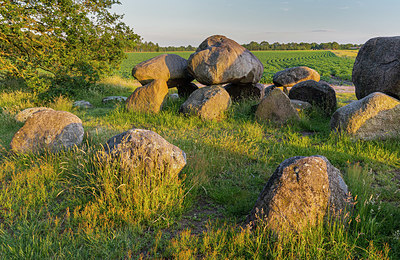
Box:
[0,0,140,93]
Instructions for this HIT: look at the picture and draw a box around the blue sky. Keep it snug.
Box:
[111,0,399,46]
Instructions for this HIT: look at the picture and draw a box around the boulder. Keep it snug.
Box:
[177,82,199,98]
[73,100,93,109]
[187,35,264,85]
[288,80,337,115]
[102,96,127,103]
[179,85,231,120]
[132,54,193,88]
[353,36,400,100]
[255,87,299,124]
[290,99,312,112]
[247,156,350,233]
[224,83,265,101]
[11,110,84,153]
[104,129,186,176]
[169,93,180,100]
[330,92,400,140]
[273,66,320,91]
[126,80,169,113]
[15,107,54,123]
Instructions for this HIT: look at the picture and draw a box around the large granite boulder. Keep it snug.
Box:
[15,107,54,123]
[132,54,193,88]
[11,110,84,153]
[289,80,337,115]
[179,85,231,120]
[255,87,299,124]
[353,36,400,100]
[330,92,400,140]
[187,35,264,85]
[224,83,265,101]
[273,66,320,90]
[247,156,350,233]
[126,80,168,113]
[104,129,186,176]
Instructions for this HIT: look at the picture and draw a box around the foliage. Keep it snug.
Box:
[0,0,140,93]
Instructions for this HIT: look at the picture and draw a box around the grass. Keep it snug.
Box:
[0,65,400,258]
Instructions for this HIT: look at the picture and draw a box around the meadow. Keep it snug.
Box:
[119,50,355,84]
[0,50,399,259]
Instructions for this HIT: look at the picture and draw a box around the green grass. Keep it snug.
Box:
[0,77,399,258]
[119,50,355,84]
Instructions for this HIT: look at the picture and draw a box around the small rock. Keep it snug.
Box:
[102,96,127,103]
[126,80,169,113]
[188,35,264,85]
[15,107,54,123]
[73,100,93,109]
[290,99,312,111]
[179,85,231,120]
[289,80,337,115]
[247,155,350,233]
[169,93,180,100]
[273,66,320,89]
[104,128,186,176]
[255,88,299,124]
[11,110,84,153]
[330,92,400,140]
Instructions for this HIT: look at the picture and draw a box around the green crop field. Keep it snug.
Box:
[119,50,355,84]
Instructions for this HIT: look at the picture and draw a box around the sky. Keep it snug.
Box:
[111,0,400,46]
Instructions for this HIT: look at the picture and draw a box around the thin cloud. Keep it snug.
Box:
[310,29,336,33]
[339,6,350,10]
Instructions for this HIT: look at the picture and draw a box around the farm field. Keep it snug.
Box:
[119,50,355,85]
[1,72,400,258]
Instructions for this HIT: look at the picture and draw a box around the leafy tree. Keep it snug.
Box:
[0,0,140,93]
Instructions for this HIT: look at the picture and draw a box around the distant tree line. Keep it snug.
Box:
[128,40,361,52]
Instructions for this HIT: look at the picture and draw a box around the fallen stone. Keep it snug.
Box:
[290,99,312,111]
[15,107,54,123]
[273,66,320,90]
[102,96,127,103]
[73,100,93,109]
[247,155,350,233]
[11,110,84,153]
[104,128,186,176]
[330,92,400,140]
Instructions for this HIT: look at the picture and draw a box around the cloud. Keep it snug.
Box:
[339,6,350,10]
[281,8,289,11]
[310,29,335,33]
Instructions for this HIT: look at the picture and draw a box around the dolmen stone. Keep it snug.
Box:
[15,107,54,123]
[247,156,350,233]
[126,80,168,113]
[104,129,186,176]
[188,35,264,85]
[273,66,320,92]
[255,87,299,124]
[224,83,265,101]
[132,54,193,88]
[11,110,84,153]
[179,85,231,120]
[353,36,400,100]
[177,82,199,98]
[289,80,337,115]
[330,92,400,140]
[102,96,127,103]
[73,100,93,109]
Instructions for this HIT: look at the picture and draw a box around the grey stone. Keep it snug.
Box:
[247,155,350,233]
[353,36,400,100]
[188,35,264,85]
[11,110,84,153]
[179,85,231,120]
[273,66,320,89]
[224,83,265,101]
[330,92,400,140]
[288,80,337,115]
[73,100,93,109]
[102,96,127,103]
[104,129,186,176]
